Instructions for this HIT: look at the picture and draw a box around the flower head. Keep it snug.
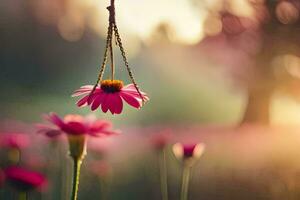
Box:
[0,133,30,149]
[37,113,119,159]
[72,80,149,114]
[37,113,119,137]
[4,166,47,191]
[172,143,205,166]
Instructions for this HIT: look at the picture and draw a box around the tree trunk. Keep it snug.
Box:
[241,87,272,125]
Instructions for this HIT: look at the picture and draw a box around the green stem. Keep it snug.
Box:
[159,149,168,200]
[70,158,82,200]
[180,166,191,200]
[18,192,27,200]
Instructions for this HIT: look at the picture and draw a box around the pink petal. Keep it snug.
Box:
[72,90,91,97]
[122,90,149,101]
[41,129,62,138]
[62,122,87,135]
[91,93,104,111]
[47,113,65,128]
[72,85,94,97]
[104,94,115,114]
[101,93,110,113]
[123,84,136,90]
[87,93,99,105]
[109,94,123,114]
[122,84,147,94]
[76,95,90,107]
[89,129,120,137]
[89,120,112,133]
[120,92,142,109]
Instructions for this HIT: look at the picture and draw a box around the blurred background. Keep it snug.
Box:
[2,0,300,199]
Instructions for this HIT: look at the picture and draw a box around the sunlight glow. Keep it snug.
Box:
[89,0,205,44]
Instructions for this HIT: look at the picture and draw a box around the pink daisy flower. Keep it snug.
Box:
[37,113,119,138]
[4,166,47,191]
[37,113,119,160]
[72,80,149,114]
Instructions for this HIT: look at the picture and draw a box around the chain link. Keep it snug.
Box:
[113,24,146,104]
[88,25,112,100]
[89,1,146,106]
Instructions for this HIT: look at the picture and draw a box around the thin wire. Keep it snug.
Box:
[113,23,146,104]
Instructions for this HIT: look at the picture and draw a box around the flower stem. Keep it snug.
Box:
[70,158,82,200]
[18,192,27,200]
[180,165,191,200]
[159,149,168,200]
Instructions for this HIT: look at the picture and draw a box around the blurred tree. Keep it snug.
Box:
[199,0,300,125]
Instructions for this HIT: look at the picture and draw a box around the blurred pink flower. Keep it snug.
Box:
[150,130,173,151]
[182,144,197,158]
[37,113,119,137]
[0,133,30,149]
[72,80,149,114]
[173,143,205,160]
[4,166,47,191]
[0,169,4,187]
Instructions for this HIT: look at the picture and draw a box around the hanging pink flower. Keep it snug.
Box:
[4,166,47,191]
[0,133,30,149]
[72,80,149,114]
[37,113,119,137]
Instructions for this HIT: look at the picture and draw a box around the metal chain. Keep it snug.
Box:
[88,25,112,100]
[113,23,146,104]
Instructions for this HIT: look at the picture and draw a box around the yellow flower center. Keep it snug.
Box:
[100,80,124,93]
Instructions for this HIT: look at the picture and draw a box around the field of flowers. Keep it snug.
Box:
[2,0,300,200]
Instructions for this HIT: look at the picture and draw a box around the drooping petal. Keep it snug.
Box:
[46,113,65,129]
[76,95,90,107]
[106,93,115,114]
[101,93,110,113]
[109,94,123,114]
[119,92,142,109]
[89,120,112,133]
[36,124,62,138]
[87,92,100,105]
[122,90,149,101]
[91,93,104,111]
